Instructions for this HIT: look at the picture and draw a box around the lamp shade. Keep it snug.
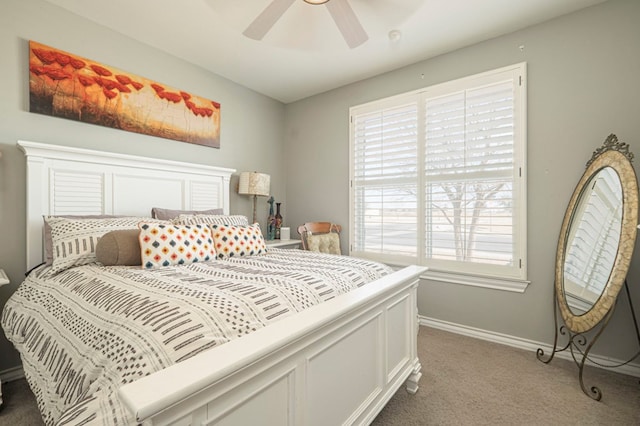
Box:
[238,172,270,197]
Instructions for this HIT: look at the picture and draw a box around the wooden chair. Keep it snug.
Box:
[297,222,342,254]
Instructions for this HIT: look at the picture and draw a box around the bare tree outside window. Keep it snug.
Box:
[350,63,526,282]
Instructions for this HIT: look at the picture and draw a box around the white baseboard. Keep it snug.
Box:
[420,315,640,378]
[0,365,24,383]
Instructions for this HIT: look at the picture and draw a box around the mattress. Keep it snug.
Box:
[2,249,392,425]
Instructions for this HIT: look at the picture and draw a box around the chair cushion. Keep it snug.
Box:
[306,233,341,255]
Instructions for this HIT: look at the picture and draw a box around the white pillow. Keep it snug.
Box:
[45,216,166,273]
[174,214,249,226]
[43,214,121,265]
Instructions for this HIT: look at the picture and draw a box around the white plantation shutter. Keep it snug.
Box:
[350,63,527,284]
[352,100,419,259]
[424,79,517,275]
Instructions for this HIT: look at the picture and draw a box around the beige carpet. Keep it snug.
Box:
[374,327,640,425]
[1,327,639,425]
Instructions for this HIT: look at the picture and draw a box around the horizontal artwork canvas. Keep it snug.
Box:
[28,40,221,148]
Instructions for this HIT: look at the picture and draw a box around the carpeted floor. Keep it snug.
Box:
[2,327,639,425]
[374,327,640,425]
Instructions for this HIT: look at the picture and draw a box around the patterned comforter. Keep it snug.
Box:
[2,249,392,425]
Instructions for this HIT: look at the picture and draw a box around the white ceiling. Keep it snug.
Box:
[44,0,606,103]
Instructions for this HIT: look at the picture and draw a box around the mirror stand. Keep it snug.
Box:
[537,279,640,400]
[537,135,640,401]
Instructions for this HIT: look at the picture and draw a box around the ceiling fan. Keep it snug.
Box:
[243,0,368,49]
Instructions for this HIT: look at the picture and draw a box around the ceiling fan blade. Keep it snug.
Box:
[326,0,368,49]
[243,0,295,40]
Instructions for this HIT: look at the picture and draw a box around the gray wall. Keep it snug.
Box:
[0,0,286,372]
[284,0,640,363]
[2,0,639,376]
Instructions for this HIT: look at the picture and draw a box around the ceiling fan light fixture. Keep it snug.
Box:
[244,0,366,49]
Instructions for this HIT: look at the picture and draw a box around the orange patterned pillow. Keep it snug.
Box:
[210,223,267,259]
[139,222,216,268]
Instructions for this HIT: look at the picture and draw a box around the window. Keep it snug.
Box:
[350,63,527,290]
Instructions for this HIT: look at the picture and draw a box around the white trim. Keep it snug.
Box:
[385,263,529,293]
[351,62,527,111]
[419,316,640,378]
[17,140,234,177]
[422,269,530,293]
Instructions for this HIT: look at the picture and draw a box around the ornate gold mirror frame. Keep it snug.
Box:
[537,134,640,400]
[557,135,638,332]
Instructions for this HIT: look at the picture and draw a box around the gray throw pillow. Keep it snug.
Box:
[151,207,224,220]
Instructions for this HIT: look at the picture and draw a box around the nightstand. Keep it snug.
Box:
[266,239,301,249]
[0,268,9,409]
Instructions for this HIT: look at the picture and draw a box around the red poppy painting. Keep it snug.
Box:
[28,41,221,148]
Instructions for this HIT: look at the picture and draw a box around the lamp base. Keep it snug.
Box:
[252,194,258,224]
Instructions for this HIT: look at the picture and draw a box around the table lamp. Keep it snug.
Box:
[238,171,270,224]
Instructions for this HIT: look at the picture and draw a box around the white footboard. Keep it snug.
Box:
[119,265,426,425]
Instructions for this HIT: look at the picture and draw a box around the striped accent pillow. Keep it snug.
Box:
[45,216,165,273]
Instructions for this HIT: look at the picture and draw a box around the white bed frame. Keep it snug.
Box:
[19,140,426,426]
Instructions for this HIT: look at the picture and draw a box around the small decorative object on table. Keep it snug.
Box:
[275,202,283,239]
[280,227,291,241]
[267,196,276,240]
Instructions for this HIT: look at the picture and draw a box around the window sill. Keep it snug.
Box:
[387,264,530,293]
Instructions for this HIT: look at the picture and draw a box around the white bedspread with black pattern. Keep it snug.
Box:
[2,249,392,425]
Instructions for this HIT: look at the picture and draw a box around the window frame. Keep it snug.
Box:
[349,63,528,292]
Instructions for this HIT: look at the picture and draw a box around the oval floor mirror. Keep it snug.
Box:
[537,134,640,400]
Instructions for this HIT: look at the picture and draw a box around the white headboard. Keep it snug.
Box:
[18,140,235,269]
